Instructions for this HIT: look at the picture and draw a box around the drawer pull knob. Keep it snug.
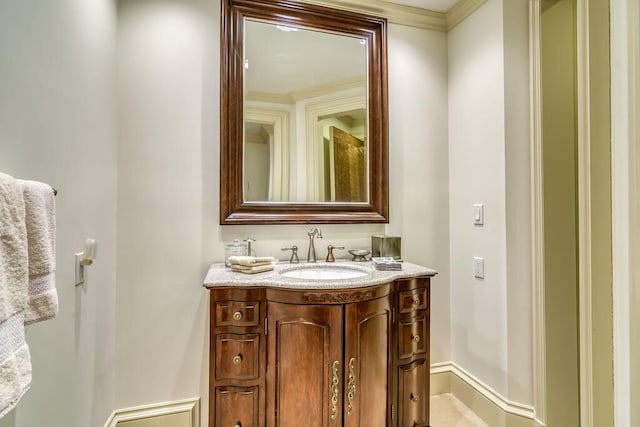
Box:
[232,355,243,365]
[233,311,243,321]
[411,335,421,343]
[413,298,420,306]
[411,393,419,402]
[234,424,241,427]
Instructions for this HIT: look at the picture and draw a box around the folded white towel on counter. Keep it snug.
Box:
[228,256,275,267]
[231,264,275,274]
[18,180,57,325]
[0,172,32,417]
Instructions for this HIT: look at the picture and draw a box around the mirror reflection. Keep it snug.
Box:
[243,19,369,203]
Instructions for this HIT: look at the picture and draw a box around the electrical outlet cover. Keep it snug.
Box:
[473,257,484,279]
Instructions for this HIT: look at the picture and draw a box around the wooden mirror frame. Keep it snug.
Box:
[220,0,389,224]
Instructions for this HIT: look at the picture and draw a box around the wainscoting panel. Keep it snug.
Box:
[104,398,199,427]
[117,412,189,427]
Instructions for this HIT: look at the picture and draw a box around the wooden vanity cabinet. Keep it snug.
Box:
[394,278,430,427]
[265,302,344,427]
[208,277,431,427]
[210,288,266,427]
[266,293,391,427]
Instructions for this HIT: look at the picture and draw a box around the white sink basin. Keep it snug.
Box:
[280,265,370,280]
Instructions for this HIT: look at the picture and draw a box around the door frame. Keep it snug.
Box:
[530,0,614,426]
[528,1,546,424]
[576,0,614,425]
[611,0,640,425]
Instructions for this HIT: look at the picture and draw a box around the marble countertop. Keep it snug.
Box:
[203,260,437,290]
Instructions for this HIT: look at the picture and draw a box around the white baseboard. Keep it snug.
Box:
[431,362,545,427]
[103,398,199,427]
[102,363,538,427]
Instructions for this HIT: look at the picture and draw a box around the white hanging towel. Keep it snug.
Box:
[18,180,57,325]
[0,172,32,418]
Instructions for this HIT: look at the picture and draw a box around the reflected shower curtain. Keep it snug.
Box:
[330,126,366,202]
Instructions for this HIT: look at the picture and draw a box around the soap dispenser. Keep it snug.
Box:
[225,239,246,267]
[244,237,256,257]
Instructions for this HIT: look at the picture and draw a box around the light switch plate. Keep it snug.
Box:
[474,257,484,279]
[473,204,484,225]
[75,252,86,286]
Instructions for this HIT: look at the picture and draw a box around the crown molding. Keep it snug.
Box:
[300,0,446,31]
[299,0,487,32]
[446,0,487,31]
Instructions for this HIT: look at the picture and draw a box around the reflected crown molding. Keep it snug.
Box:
[291,76,366,102]
[246,91,294,104]
[247,76,367,104]
[298,0,487,32]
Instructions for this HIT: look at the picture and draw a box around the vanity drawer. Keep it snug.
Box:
[398,359,430,427]
[214,386,259,427]
[398,288,428,313]
[215,301,260,327]
[398,316,428,359]
[215,334,260,380]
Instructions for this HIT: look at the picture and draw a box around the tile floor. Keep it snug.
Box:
[430,393,489,427]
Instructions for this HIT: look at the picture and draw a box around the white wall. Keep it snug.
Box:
[387,23,450,363]
[0,1,118,426]
[448,0,532,404]
[116,0,450,421]
[115,0,216,415]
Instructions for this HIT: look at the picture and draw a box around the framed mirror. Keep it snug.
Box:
[220,0,388,224]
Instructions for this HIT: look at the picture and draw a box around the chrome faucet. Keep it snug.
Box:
[306,227,323,262]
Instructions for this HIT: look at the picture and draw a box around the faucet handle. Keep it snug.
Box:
[325,245,345,263]
[281,245,300,264]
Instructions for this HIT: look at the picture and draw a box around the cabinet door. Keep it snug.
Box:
[266,302,343,427]
[398,359,430,427]
[343,296,392,427]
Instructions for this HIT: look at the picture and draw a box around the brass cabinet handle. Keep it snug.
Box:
[411,335,421,343]
[413,298,420,306]
[233,311,243,321]
[411,393,419,402]
[331,360,340,420]
[347,357,356,416]
[232,355,242,365]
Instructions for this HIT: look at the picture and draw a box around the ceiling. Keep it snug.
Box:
[245,20,366,94]
[384,0,459,13]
